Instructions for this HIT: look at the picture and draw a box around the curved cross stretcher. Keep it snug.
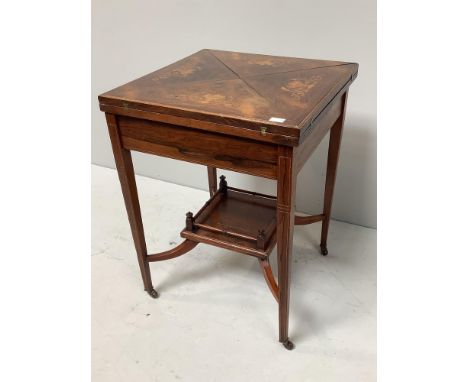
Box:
[147,240,198,262]
[144,175,328,305]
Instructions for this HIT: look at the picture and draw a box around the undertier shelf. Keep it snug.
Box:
[181,186,277,258]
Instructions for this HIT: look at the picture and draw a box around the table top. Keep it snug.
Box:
[99,49,358,144]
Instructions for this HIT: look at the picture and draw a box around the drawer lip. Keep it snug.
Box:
[121,136,278,180]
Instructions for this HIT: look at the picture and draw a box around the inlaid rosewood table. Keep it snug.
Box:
[99,49,358,350]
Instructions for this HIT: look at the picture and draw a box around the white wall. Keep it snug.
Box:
[92,0,376,228]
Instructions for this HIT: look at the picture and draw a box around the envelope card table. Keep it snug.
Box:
[99,49,358,350]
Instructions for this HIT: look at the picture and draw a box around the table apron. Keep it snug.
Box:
[117,115,279,179]
[294,93,344,172]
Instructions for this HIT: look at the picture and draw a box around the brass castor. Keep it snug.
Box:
[320,244,328,256]
[147,288,159,299]
[282,339,295,350]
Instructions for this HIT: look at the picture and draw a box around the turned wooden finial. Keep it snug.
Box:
[219,175,227,194]
[257,229,266,249]
[185,211,194,231]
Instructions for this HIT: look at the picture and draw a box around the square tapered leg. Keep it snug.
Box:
[106,113,158,298]
[320,92,348,256]
[276,146,297,350]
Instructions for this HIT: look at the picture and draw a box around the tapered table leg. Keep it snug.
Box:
[277,146,296,350]
[320,92,348,256]
[207,166,217,196]
[105,113,158,298]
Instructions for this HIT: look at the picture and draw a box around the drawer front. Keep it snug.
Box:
[117,116,278,179]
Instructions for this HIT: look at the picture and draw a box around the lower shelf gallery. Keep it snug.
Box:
[180,177,277,259]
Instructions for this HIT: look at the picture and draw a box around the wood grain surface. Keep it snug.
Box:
[99,49,358,145]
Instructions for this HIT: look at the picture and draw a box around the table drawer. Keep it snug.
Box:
[117,116,279,179]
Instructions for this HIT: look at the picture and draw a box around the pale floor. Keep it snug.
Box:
[92,165,376,382]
